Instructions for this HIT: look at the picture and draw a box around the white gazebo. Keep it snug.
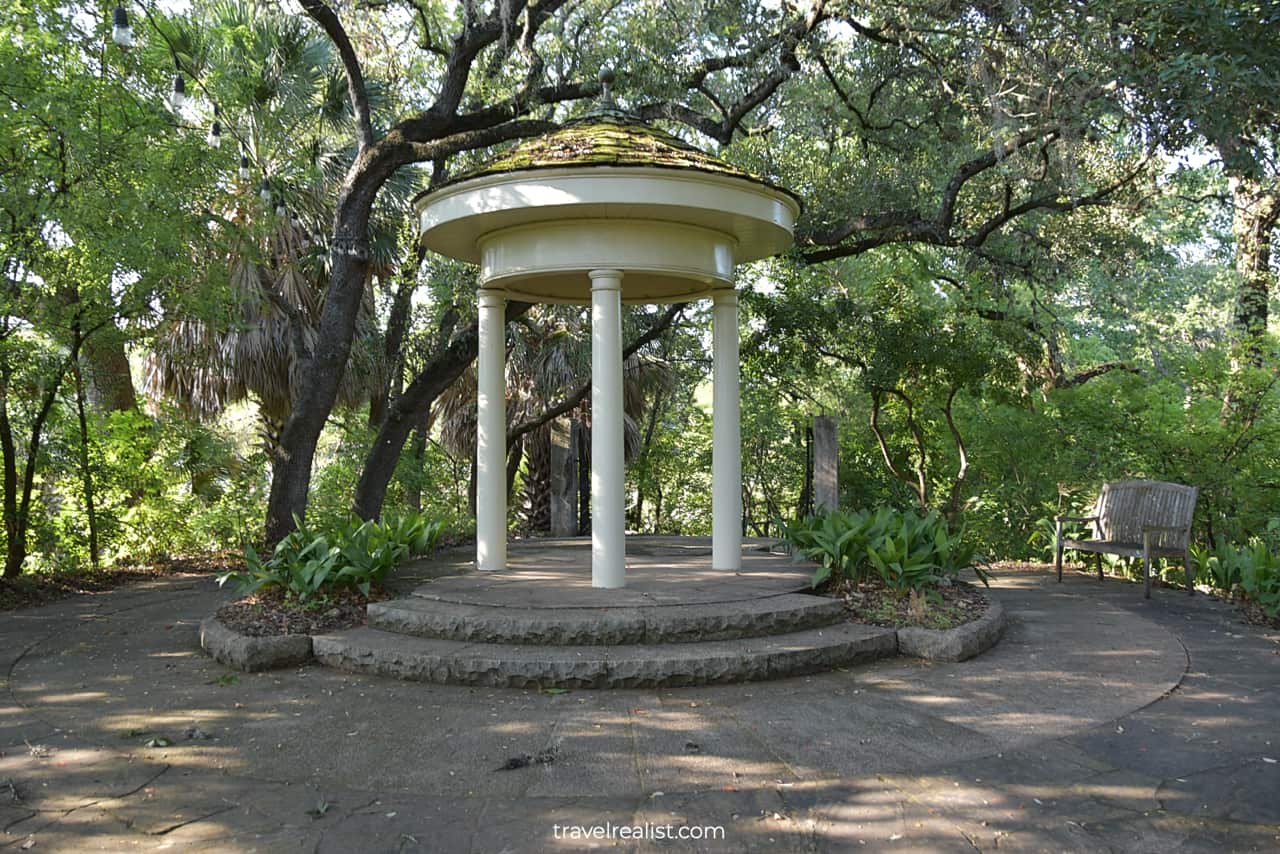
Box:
[414,97,798,589]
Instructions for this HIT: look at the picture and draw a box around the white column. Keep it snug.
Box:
[475,288,507,572]
[712,289,741,571]
[589,269,626,588]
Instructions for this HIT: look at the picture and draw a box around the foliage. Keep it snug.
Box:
[2,0,1280,590]
[1192,531,1280,618]
[782,507,983,594]
[217,509,444,602]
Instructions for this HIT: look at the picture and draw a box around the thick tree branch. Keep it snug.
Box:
[942,385,968,522]
[1052,362,1141,389]
[507,303,684,443]
[299,0,375,149]
[804,127,1057,255]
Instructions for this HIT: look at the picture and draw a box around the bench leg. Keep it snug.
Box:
[1055,522,1064,583]
[1143,538,1152,599]
[1184,548,1194,596]
[1094,553,1103,582]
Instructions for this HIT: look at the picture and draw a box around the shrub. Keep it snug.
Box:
[217,509,447,603]
[1241,554,1280,618]
[1191,536,1280,618]
[782,507,985,593]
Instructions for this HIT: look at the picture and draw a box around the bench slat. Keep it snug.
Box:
[1057,479,1199,598]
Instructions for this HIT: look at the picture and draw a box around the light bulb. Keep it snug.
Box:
[111,5,133,49]
[169,74,186,112]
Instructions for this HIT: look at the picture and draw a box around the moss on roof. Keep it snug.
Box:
[440,111,796,202]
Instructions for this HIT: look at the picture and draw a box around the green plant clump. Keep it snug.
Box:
[782,507,985,593]
[217,510,445,603]
[1193,531,1280,618]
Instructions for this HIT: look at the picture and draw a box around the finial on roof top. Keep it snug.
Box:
[598,67,616,106]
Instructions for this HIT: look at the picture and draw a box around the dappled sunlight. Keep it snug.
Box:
[19,690,110,705]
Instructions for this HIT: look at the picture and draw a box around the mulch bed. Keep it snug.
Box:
[819,576,989,630]
[1236,600,1280,631]
[215,586,386,637]
[0,554,237,612]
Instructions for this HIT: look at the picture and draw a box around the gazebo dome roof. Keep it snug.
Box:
[414,108,799,304]
[439,110,796,200]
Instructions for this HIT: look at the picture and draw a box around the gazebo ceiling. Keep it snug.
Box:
[414,112,800,304]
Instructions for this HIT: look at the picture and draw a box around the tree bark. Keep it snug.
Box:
[523,424,551,533]
[72,362,100,569]
[0,346,76,577]
[370,250,422,429]
[406,406,431,512]
[266,186,382,541]
[81,327,136,413]
[352,300,531,521]
[1228,175,1280,351]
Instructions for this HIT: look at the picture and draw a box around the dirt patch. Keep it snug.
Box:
[1237,600,1280,631]
[0,554,236,612]
[822,577,989,630]
[215,586,388,637]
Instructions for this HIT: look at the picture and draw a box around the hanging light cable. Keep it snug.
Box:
[111,5,133,48]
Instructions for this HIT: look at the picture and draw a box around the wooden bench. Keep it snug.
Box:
[1055,480,1199,598]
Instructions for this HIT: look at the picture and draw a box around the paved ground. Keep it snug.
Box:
[1,565,1277,852]
[393,538,811,607]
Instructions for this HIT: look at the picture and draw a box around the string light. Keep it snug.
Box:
[239,151,250,181]
[207,107,222,148]
[260,178,272,203]
[169,69,186,112]
[111,5,133,48]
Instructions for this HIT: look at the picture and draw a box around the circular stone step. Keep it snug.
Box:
[311,623,897,688]
[367,593,845,646]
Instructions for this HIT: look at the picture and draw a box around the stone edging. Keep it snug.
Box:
[199,615,314,672]
[896,596,1006,662]
[200,594,1007,674]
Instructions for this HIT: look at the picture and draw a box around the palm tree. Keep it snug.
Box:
[434,303,677,535]
[143,2,413,450]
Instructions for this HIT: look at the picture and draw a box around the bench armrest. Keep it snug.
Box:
[1055,515,1098,523]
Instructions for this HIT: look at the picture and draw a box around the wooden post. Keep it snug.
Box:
[813,415,839,513]
[550,417,577,537]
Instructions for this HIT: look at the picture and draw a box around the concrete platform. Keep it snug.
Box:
[317,536,891,687]
[389,535,812,606]
[3,566,1274,851]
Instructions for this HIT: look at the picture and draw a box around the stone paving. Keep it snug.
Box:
[0,564,1278,851]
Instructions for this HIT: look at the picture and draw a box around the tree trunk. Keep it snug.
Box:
[0,366,22,578]
[0,351,73,577]
[407,406,430,512]
[81,327,137,413]
[1228,175,1280,350]
[72,362,100,569]
[576,419,591,535]
[265,175,385,541]
[505,434,524,505]
[522,424,551,534]
[369,253,421,429]
[351,301,530,522]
